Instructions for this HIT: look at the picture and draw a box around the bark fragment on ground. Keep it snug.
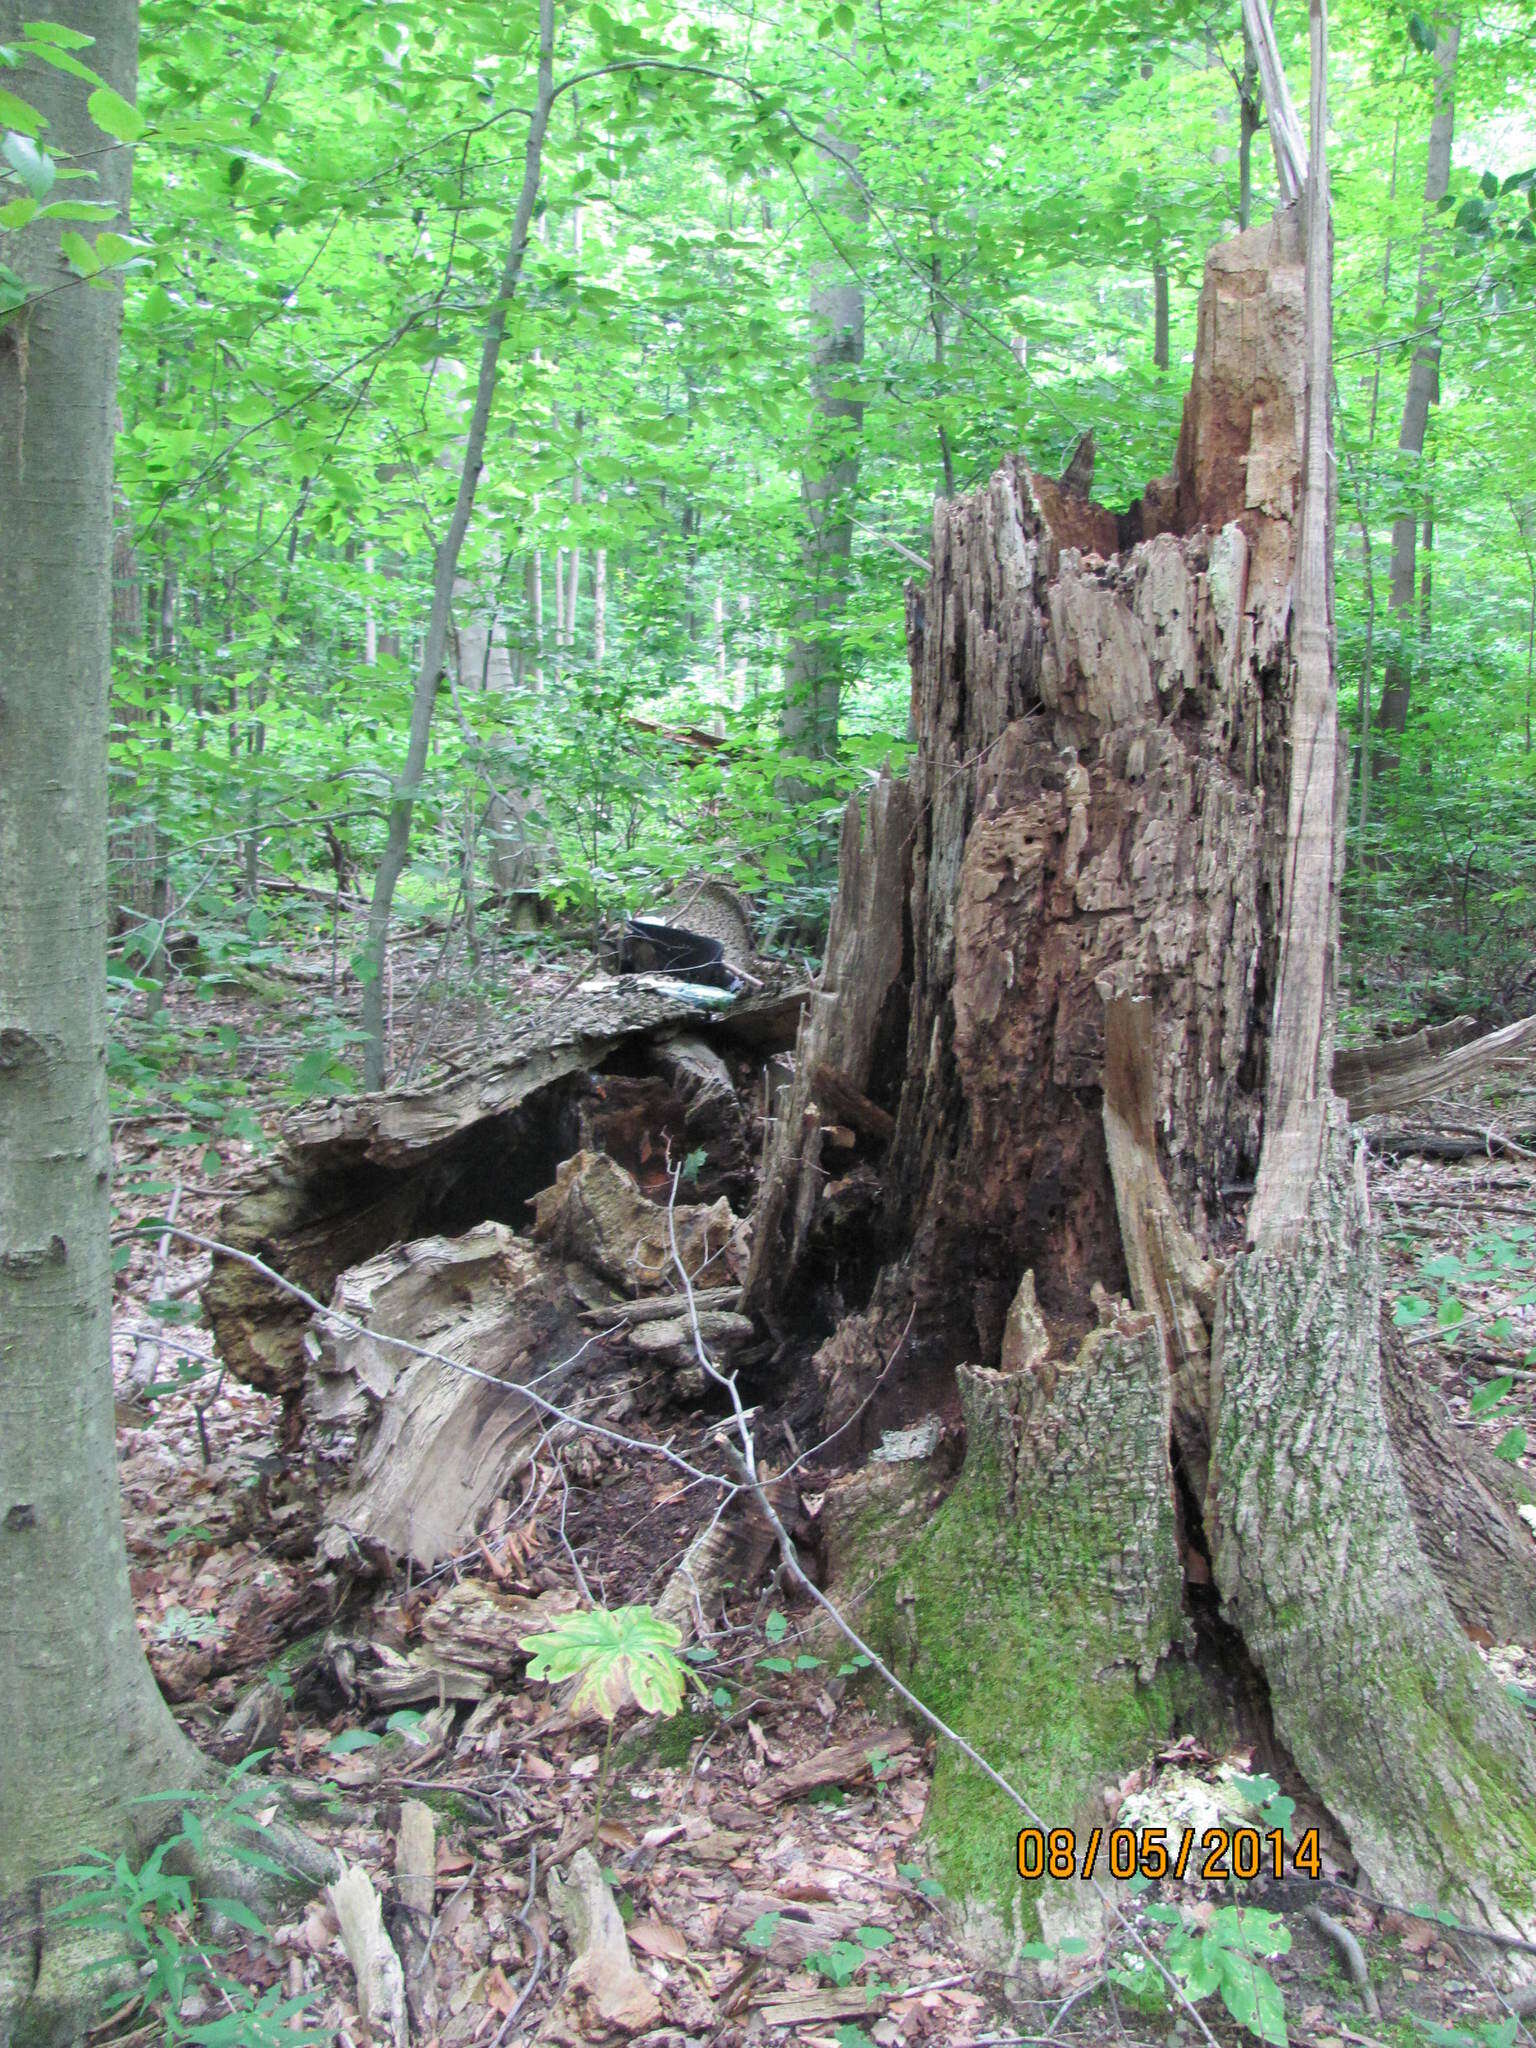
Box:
[548,1847,663,2034]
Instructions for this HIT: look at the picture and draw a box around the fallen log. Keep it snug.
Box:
[1336,1012,1536,1119]
[1366,1126,1536,1163]
[203,978,801,1398]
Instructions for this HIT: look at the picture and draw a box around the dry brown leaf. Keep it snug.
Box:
[628,1916,689,1963]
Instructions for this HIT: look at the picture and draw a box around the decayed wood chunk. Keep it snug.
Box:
[306,1222,596,1571]
[1334,1012,1536,1119]
[530,1148,747,1295]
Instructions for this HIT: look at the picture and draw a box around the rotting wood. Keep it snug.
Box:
[204,978,796,1397]
[749,1726,913,1806]
[1102,996,1218,1496]
[529,1148,746,1295]
[582,1285,741,1327]
[811,1063,897,1144]
[305,1222,598,1572]
[745,772,913,1321]
[1336,1012,1536,1120]
[1381,1319,1536,1646]
[394,1800,437,2039]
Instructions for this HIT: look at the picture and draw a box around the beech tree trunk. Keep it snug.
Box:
[755,181,1536,1950]
[0,7,217,2035]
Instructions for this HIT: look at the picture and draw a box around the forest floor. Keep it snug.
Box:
[103,943,1536,2048]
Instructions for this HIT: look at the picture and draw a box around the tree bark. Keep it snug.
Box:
[1377,16,1458,734]
[0,9,262,2034]
[755,25,1536,1942]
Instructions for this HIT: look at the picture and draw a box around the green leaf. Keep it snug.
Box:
[1407,11,1437,51]
[0,89,45,134]
[1471,1374,1514,1416]
[86,85,144,142]
[201,1896,268,1936]
[21,19,97,48]
[1,129,54,199]
[740,1910,782,1951]
[756,1655,794,1674]
[853,1925,895,1949]
[0,194,36,227]
[328,1727,381,1755]
[764,1609,789,1643]
[60,228,99,275]
[1393,1293,1431,1327]
[519,1603,688,1720]
[1495,1426,1527,1462]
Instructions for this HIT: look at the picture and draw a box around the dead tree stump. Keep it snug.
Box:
[754,210,1536,1949]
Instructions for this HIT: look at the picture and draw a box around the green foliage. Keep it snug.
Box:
[519,1602,691,1721]
[1139,1902,1291,2047]
[51,1771,323,2046]
[806,1925,894,1987]
[1389,1230,1536,1446]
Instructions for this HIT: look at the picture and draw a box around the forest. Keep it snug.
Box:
[3,0,1536,2043]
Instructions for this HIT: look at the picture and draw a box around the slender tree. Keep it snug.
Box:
[1378,13,1459,733]
[0,9,328,2038]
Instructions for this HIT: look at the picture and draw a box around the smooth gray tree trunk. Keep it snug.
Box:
[0,6,217,2037]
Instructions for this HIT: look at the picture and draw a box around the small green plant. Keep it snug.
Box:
[1138,1901,1290,2046]
[740,1909,783,1951]
[806,1925,895,1987]
[1415,2020,1518,2048]
[153,1605,222,1646]
[520,1603,695,1832]
[519,1603,692,1719]
[52,1767,322,2046]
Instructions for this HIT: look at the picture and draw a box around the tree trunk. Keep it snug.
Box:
[754,171,1536,1953]
[360,0,556,1090]
[1378,16,1458,734]
[780,122,864,797]
[0,8,233,2034]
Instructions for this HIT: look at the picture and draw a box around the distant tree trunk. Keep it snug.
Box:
[360,0,556,1090]
[0,8,284,2034]
[1378,15,1458,733]
[364,544,379,666]
[453,570,542,900]
[1152,255,1170,368]
[593,546,607,663]
[1238,16,1260,227]
[524,548,545,687]
[751,0,1536,1952]
[780,119,864,797]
